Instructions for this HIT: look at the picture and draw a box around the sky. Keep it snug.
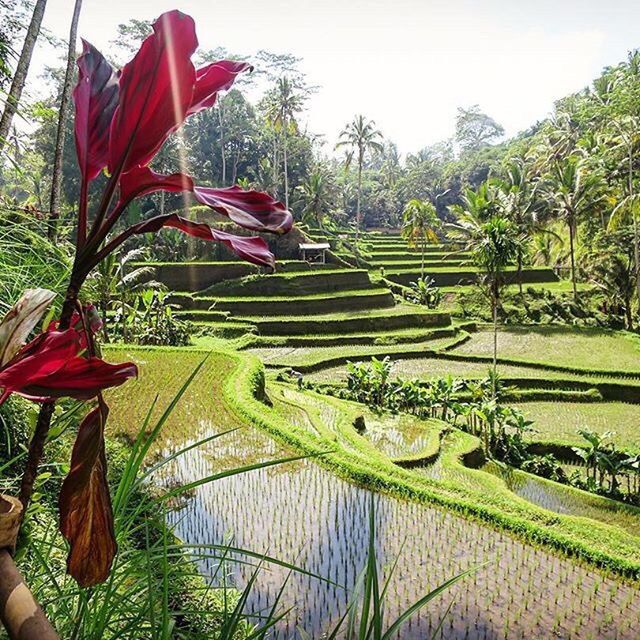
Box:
[24,0,640,156]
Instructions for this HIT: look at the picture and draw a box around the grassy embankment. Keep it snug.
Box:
[222,348,640,578]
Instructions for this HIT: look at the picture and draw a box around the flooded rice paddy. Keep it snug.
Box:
[483,461,640,538]
[160,417,640,639]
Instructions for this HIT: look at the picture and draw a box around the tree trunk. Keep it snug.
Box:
[282,128,289,211]
[492,285,498,399]
[272,133,278,198]
[49,0,83,241]
[517,250,524,297]
[100,299,110,342]
[0,0,48,157]
[421,236,425,280]
[121,298,127,343]
[218,103,226,185]
[629,143,640,307]
[232,149,239,184]
[355,153,363,247]
[568,218,578,301]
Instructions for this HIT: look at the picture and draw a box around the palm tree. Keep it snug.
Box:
[0,0,48,156]
[49,0,83,241]
[585,230,636,330]
[449,182,500,223]
[264,77,304,210]
[296,165,337,229]
[606,123,640,302]
[401,199,440,279]
[450,211,521,396]
[249,157,278,195]
[493,158,545,295]
[531,224,565,268]
[604,51,640,301]
[547,155,606,300]
[336,115,383,245]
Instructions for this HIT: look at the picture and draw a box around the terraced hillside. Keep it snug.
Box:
[149,252,465,346]
[343,229,560,288]
[145,226,564,348]
[126,235,640,637]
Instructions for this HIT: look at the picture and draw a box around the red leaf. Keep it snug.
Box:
[194,185,292,234]
[20,357,138,402]
[59,403,116,587]
[187,60,252,116]
[119,167,293,234]
[0,330,79,403]
[73,40,119,182]
[0,329,137,405]
[118,167,194,204]
[127,213,276,267]
[108,10,198,175]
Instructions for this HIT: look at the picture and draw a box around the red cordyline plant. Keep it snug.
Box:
[2,9,292,587]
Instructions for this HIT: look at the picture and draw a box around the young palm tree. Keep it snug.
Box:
[401,198,440,279]
[493,158,545,295]
[450,212,521,397]
[264,77,304,210]
[335,115,383,245]
[547,155,606,300]
[574,429,613,486]
[449,182,500,224]
[585,230,636,330]
[531,223,565,268]
[91,246,158,342]
[296,164,337,229]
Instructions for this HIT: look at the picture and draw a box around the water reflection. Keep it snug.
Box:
[484,461,640,538]
[161,425,640,639]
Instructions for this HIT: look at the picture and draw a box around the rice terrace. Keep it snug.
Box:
[2,1,640,638]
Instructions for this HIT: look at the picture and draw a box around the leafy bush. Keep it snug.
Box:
[346,356,394,409]
[406,276,443,308]
[112,290,192,346]
[521,454,568,483]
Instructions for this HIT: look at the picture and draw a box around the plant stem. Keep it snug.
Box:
[18,402,55,509]
[492,283,498,400]
[18,281,79,512]
[569,218,577,302]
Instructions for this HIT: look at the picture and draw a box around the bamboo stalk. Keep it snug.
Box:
[0,550,59,640]
[0,496,59,640]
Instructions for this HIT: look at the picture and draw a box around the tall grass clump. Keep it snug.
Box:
[0,210,71,311]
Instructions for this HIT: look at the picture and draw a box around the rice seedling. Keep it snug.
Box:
[453,326,640,374]
[514,401,640,452]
